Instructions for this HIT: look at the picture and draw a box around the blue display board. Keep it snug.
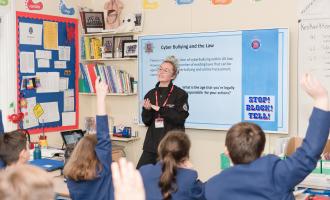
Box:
[16,12,79,134]
[138,28,288,133]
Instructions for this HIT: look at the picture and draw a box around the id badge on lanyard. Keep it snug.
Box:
[154,85,174,129]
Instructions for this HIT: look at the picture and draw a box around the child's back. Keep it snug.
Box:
[206,74,330,200]
[64,79,114,200]
[140,162,204,200]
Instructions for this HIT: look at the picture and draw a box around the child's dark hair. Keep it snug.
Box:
[158,130,191,200]
[225,122,265,165]
[0,130,28,165]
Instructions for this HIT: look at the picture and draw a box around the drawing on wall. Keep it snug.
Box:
[25,0,43,10]
[59,0,75,16]
[176,0,193,5]
[0,0,8,6]
[212,0,232,5]
[143,0,159,9]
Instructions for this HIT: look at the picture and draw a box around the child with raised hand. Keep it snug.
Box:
[63,77,114,200]
[205,73,330,200]
[139,130,205,200]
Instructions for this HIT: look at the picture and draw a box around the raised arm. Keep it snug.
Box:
[0,110,4,134]
[274,73,330,190]
[95,77,112,172]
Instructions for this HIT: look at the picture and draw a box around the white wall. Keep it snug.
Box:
[8,0,301,181]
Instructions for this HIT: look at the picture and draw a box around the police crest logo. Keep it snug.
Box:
[183,103,188,111]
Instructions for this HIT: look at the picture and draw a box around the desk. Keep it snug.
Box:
[111,135,140,142]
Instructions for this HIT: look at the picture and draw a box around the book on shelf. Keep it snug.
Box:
[79,63,135,94]
[82,36,102,60]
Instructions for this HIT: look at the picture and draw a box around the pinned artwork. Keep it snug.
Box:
[176,0,193,5]
[0,0,8,6]
[104,0,123,30]
[25,0,43,10]
[212,0,232,5]
[143,0,159,9]
[59,0,75,16]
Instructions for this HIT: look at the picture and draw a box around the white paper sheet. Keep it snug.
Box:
[59,77,69,91]
[23,97,39,129]
[36,50,52,59]
[20,52,35,73]
[59,46,71,61]
[37,59,50,68]
[54,61,66,69]
[64,89,75,111]
[62,112,76,126]
[19,22,42,45]
[36,72,60,93]
[39,102,60,123]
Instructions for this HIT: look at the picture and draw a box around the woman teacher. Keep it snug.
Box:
[137,56,189,169]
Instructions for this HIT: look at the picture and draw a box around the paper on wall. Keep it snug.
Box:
[23,97,39,129]
[59,77,69,91]
[37,59,50,68]
[20,52,35,73]
[19,22,42,45]
[36,72,60,93]
[36,50,52,59]
[64,89,74,111]
[54,61,66,69]
[59,46,71,61]
[43,21,58,50]
[39,102,60,123]
[62,112,76,126]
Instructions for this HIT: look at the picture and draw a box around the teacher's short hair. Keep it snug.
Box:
[163,55,179,79]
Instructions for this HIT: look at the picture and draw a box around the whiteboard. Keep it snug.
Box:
[138,28,289,133]
[298,18,330,137]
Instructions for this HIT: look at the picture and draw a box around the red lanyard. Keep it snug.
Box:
[155,85,174,107]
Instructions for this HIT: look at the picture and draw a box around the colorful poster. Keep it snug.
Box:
[59,0,75,16]
[139,29,289,133]
[43,21,58,50]
[25,0,43,11]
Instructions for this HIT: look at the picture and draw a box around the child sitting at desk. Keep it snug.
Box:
[0,130,29,169]
[63,78,114,200]
[0,164,54,200]
[139,130,205,200]
[205,74,330,200]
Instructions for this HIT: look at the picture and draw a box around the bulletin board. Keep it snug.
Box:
[139,28,289,133]
[16,12,79,134]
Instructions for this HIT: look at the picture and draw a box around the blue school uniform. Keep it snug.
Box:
[205,107,330,200]
[66,115,114,200]
[139,162,205,200]
[0,110,4,133]
[0,110,5,169]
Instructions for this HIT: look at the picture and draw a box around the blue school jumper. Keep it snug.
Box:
[66,115,114,200]
[140,162,205,200]
[205,108,330,200]
[0,110,5,169]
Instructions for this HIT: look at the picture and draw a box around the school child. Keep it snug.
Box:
[139,130,205,200]
[0,130,29,169]
[205,73,330,200]
[63,78,114,200]
[0,164,54,200]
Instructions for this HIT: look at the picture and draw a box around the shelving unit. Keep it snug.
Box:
[81,57,137,62]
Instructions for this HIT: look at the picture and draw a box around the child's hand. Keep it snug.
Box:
[301,73,329,111]
[111,158,146,200]
[95,77,108,100]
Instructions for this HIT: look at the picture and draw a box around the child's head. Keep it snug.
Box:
[0,130,29,166]
[158,130,191,200]
[0,164,54,200]
[225,122,266,165]
[63,134,102,181]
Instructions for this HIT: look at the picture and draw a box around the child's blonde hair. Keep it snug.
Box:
[63,134,102,181]
[0,164,54,200]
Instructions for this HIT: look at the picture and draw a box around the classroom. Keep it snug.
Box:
[0,0,330,199]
